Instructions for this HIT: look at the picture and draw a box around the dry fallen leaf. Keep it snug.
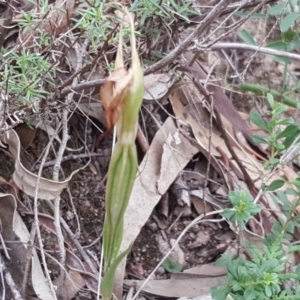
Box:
[0,129,86,200]
[144,73,172,101]
[0,193,55,300]
[124,276,224,298]
[53,270,85,300]
[14,123,37,149]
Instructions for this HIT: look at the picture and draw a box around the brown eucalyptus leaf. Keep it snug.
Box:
[0,130,85,200]
[0,193,55,300]
[77,98,106,125]
[54,270,85,300]
[144,73,172,101]
[124,277,224,298]
[190,194,214,215]
[14,123,37,149]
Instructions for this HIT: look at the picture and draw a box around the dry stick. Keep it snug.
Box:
[198,42,300,63]
[143,0,232,76]
[52,37,89,299]
[60,78,106,97]
[0,274,4,300]
[34,152,104,170]
[0,232,9,260]
[21,222,37,297]
[0,252,25,300]
[33,133,58,299]
[190,0,277,23]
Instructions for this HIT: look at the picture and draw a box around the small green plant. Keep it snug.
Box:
[162,257,183,273]
[130,0,197,29]
[267,0,300,34]
[0,49,56,110]
[210,88,300,297]
[221,191,261,229]
[212,243,300,300]
[74,1,113,54]
[16,0,51,33]
[211,188,300,300]
[250,93,300,169]
[237,0,300,126]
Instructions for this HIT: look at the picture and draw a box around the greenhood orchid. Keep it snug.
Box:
[99,9,144,300]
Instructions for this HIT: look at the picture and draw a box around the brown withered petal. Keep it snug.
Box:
[100,68,133,130]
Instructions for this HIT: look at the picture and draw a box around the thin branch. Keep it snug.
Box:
[33,132,58,299]
[34,152,104,170]
[199,42,300,63]
[189,0,278,23]
[52,38,90,300]
[60,78,106,97]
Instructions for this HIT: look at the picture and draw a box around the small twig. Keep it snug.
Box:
[21,224,36,296]
[53,37,89,300]
[34,152,104,170]
[60,78,106,97]
[198,42,300,63]
[32,132,58,299]
[136,125,149,153]
[0,256,4,300]
[0,231,10,260]
[66,185,81,238]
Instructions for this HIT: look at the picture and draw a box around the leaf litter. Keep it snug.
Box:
[0,1,300,300]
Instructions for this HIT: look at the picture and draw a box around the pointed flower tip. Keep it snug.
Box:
[115,43,125,69]
[128,14,141,72]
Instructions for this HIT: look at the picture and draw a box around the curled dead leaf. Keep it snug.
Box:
[0,129,86,201]
[100,68,133,130]
[0,193,55,300]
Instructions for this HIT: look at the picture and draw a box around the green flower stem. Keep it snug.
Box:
[103,142,137,270]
